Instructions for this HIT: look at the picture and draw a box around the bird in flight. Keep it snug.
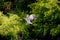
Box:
[24,14,37,24]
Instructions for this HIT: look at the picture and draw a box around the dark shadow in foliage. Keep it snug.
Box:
[17,31,25,40]
[1,6,11,17]
[17,0,36,11]
[4,0,16,10]
[53,33,60,40]
[57,3,60,6]
[26,24,43,39]
[44,32,60,40]
[0,35,13,40]
[44,27,52,40]
[58,0,60,1]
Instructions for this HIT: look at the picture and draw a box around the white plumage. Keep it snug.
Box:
[24,14,37,24]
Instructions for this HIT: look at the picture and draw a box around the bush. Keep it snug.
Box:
[0,12,27,40]
[27,0,60,39]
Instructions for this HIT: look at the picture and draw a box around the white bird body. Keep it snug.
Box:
[28,14,35,21]
[24,18,32,24]
[24,14,37,24]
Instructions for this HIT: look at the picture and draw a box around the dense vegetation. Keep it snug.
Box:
[0,0,60,40]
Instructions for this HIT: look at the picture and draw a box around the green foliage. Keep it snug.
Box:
[0,12,27,40]
[0,0,60,40]
[28,0,60,38]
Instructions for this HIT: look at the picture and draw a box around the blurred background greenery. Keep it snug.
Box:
[0,0,60,40]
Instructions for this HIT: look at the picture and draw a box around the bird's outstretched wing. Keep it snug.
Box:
[24,14,37,24]
[24,18,32,24]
